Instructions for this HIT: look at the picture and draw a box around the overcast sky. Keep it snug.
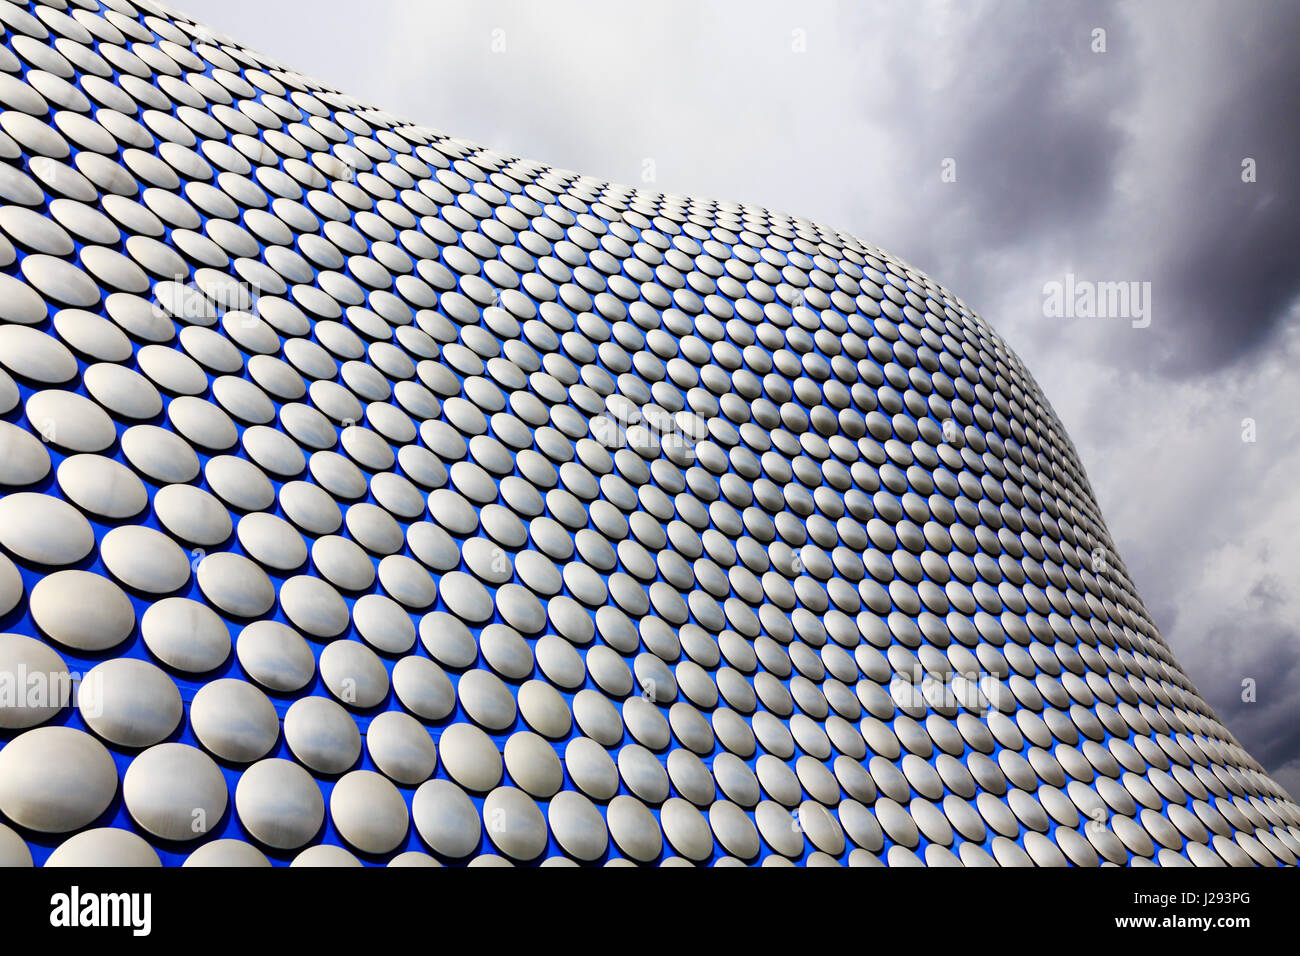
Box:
[175,0,1300,797]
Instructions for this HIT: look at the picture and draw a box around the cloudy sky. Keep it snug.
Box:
[177,0,1300,796]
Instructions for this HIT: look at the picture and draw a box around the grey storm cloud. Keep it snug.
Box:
[178,0,1300,796]
[1141,0,1300,375]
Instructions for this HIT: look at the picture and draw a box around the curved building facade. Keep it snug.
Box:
[0,1,1295,867]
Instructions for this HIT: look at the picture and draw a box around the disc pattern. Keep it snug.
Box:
[0,0,1296,867]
